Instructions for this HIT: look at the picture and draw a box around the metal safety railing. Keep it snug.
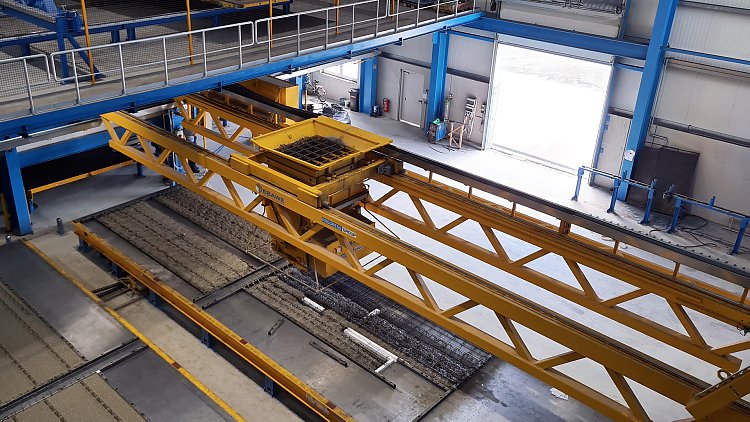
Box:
[48,20,256,99]
[254,0,381,61]
[385,0,475,31]
[0,1,478,122]
[0,54,52,114]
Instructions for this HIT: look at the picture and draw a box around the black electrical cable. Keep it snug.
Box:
[362,203,401,240]
[646,211,719,249]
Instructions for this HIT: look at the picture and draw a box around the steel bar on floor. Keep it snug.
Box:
[0,339,147,419]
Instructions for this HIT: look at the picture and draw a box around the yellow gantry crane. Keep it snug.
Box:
[97,88,750,422]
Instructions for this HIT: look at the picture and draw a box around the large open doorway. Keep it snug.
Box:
[486,43,612,171]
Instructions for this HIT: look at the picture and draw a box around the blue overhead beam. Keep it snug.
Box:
[0,12,482,140]
[426,31,449,128]
[617,0,678,200]
[1,5,56,31]
[17,129,115,168]
[465,17,648,60]
[614,61,643,72]
[447,29,493,43]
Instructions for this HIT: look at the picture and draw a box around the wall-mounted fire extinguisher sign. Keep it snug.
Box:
[383,98,390,113]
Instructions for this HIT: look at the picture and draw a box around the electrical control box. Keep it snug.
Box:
[465,97,477,117]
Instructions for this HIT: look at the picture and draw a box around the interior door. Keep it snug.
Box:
[398,70,424,128]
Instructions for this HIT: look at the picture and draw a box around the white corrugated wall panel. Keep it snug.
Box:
[447,35,494,75]
[669,6,750,72]
[608,68,641,110]
[655,67,750,139]
[688,0,750,7]
[623,0,657,40]
[500,2,620,37]
[380,35,432,62]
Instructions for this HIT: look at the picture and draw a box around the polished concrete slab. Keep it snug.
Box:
[0,242,134,360]
[30,231,301,422]
[101,348,234,422]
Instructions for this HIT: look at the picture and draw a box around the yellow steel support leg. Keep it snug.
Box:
[80,0,95,84]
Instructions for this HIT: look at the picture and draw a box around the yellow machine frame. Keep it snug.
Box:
[99,104,750,421]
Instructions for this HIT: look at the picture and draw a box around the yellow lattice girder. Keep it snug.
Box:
[101,110,750,421]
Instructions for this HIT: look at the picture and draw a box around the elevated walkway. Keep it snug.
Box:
[0,2,481,140]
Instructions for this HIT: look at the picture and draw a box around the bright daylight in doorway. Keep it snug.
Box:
[487,44,612,171]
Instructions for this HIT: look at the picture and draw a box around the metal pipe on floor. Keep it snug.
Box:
[267,318,284,335]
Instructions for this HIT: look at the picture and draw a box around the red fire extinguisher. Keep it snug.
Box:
[383,98,390,113]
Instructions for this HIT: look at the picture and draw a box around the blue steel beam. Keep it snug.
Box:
[0,12,482,140]
[17,129,116,168]
[465,17,648,60]
[358,56,378,115]
[295,75,305,109]
[447,29,493,43]
[617,0,678,200]
[1,5,56,31]
[426,30,449,129]
[0,148,32,235]
[614,61,643,72]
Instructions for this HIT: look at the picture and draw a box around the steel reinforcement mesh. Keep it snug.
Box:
[279,269,491,388]
[277,136,355,166]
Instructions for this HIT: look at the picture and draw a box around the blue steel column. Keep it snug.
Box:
[55,17,70,80]
[426,31,449,129]
[358,57,378,114]
[0,149,32,235]
[295,76,305,109]
[617,0,678,200]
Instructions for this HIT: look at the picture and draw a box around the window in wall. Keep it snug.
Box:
[486,44,612,171]
[322,61,359,82]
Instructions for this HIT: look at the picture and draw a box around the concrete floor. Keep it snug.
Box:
[31,232,301,422]
[3,165,166,235]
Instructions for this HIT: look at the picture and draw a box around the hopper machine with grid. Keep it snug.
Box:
[228,116,402,276]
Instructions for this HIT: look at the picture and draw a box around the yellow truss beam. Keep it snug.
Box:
[101,111,750,421]
[367,172,750,371]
